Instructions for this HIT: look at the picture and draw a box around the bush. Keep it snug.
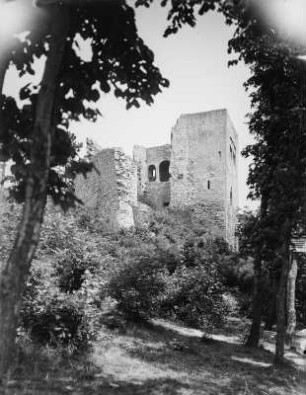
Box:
[160,264,234,331]
[107,254,169,321]
[20,261,99,353]
[21,292,96,352]
[106,233,237,330]
[55,246,100,293]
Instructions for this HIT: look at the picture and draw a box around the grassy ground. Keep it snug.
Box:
[2,318,306,395]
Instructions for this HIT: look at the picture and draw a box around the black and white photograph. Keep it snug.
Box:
[0,0,306,393]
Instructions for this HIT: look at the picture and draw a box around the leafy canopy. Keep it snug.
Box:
[0,0,169,208]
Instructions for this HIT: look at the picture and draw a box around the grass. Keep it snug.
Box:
[1,318,306,395]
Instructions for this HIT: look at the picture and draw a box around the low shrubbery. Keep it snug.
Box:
[20,259,100,353]
[1,201,250,354]
[159,265,237,330]
[107,254,169,321]
[21,290,97,352]
[55,245,100,293]
[106,214,241,331]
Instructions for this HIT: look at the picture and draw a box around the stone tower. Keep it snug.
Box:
[170,109,238,245]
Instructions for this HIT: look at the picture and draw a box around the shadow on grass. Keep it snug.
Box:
[3,320,305,395]
[118,320,302,395]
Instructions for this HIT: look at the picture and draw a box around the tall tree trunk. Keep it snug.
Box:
[245,255,263,347]
[285,252,298,347]
[0,7,69,379]
[245,198,268,348]
[264,278,277,330]
[275,222,291,365]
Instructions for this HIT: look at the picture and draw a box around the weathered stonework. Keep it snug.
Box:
[134,144,171,209]
[75,109,239,247]
[75,148,137,230]
[169,109,238,245]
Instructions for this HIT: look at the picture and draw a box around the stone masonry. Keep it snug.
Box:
[75,148,137,230]
[134,144,171,209]
[75,109,239,246]
[169,109,238,246]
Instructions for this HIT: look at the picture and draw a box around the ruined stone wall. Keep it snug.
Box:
[190,202,227,240]
[75,148,137,229]
[133,145,147,197]
[133,144,171,209]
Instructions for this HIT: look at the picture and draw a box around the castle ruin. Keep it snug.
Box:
[75,109,238,246]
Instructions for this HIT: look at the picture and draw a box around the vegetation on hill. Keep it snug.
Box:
[0,199,242,348]
[1,199,306,393]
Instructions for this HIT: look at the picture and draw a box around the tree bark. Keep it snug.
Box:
[275,222,291,365]
[264,278,277,330]
[245,198,268,348]
[285,252,298,347]
[0,7,69,379]
[245,255,263,347]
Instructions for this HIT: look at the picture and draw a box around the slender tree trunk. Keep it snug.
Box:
[275,223,291,365]
[285,252,298,347]
[0,7,69,378]
[245,198,268,348]
[245,255,263,347]
[264,278,277,330]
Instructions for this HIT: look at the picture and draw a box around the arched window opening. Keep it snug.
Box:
[230,187,233,205]
[148,165,156,182]
[207,180,211,190]
[159,160,170,182]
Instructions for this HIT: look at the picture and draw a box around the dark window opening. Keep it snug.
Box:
[159,160,170,182]
[230,187,233,205]
[207,180,211,190]
[148,165,156,182]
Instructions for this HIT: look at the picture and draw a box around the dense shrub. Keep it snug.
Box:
[55,246,100,293]
[107,254,169,321]
[159,245,239,330]
[20,259,100,353]
[21,291,97,352]
[106,230,239,329]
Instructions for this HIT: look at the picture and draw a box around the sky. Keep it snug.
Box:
[3,1,255,209]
